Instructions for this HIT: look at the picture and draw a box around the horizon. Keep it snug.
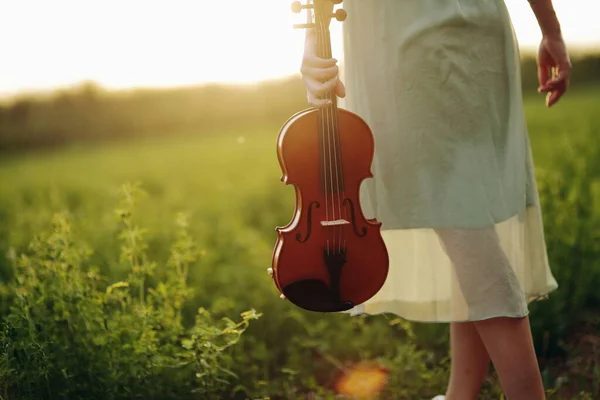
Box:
[1,0,599,101]
[2,47,600,102]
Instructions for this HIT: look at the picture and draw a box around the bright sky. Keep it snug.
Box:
[0,0,598,98]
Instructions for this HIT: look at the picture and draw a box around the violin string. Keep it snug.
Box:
[322,19,332,245]
[326,16,344,255]
[328,17,348,250]
[321,7,343,255]
[318,9,336,255]
[311,2,329,256]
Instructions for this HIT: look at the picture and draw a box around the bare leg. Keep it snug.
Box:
[445,321,491,400]
[434,227,544,399]
[474,316,546,400]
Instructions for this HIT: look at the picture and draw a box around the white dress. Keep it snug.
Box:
[338,0,558,322]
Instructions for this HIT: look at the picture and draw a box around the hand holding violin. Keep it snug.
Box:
[300,29,346,108]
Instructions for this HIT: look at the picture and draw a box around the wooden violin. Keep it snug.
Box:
[269,0,389,313]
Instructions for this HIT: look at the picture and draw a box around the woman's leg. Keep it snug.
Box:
[445,321,490,400]
[435,228,546,399]
[473,316,546,400]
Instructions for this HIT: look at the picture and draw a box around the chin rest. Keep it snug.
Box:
[282,279,354,313]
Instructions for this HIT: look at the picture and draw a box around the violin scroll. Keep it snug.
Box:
[291,0,346,30]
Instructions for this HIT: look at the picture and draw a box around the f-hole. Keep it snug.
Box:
[343,199,367,237]
[296,201,320,243]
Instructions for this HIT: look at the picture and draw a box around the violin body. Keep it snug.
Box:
[271,107,389,312]
[270,0,389,313]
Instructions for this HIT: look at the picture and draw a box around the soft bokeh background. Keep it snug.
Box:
[1,0,599,97]
[0,1,599,399]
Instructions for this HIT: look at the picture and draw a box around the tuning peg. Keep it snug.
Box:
[280,294,286,300]
[293,23,317,29]
[334,8,347,22]
[291,1,314,13]
[267,268,273,276]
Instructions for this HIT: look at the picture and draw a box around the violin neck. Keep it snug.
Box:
[314,25,344,194]
[315,27,338,111]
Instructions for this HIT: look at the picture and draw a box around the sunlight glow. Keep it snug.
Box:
[336,364,389,397]
[0,0,598,98]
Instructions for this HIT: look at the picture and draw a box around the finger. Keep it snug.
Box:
[539,66,558,90]
[539,80,558,93]
[302,75,338,99]
[302,54,338,69]
[335,79,346,98]
[546,82,567,107]
[300,64,339,82]
[307,92,331,108]
[549,67,571,89]
[539,68,570,93]
[537,62,550,90]
[550,86,566,106]
[546,90,561,108]
[307,79,345,107]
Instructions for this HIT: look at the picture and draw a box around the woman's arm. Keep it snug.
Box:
[528,0,562,39]
[528,0,571,107]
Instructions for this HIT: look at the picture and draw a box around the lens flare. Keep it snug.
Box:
[335,363,389,398]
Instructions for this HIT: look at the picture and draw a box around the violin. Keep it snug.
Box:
[268,0,389,313]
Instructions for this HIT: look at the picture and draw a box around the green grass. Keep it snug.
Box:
[524,86,600,162]
[0,125,285,280]
[0,87,596,281]
[0,87,599,399]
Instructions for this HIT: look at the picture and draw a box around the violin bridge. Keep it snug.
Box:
[320,219,350,226]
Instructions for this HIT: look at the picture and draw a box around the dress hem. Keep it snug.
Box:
[347,284,558,324]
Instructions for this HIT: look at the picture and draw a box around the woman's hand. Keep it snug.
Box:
[300,31,346,108]
[536,35,571,107]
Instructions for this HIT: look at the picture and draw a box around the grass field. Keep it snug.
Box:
[0,87,597,282]
[0,87,599,399]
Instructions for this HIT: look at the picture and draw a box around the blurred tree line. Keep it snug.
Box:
[0,54,599,153]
